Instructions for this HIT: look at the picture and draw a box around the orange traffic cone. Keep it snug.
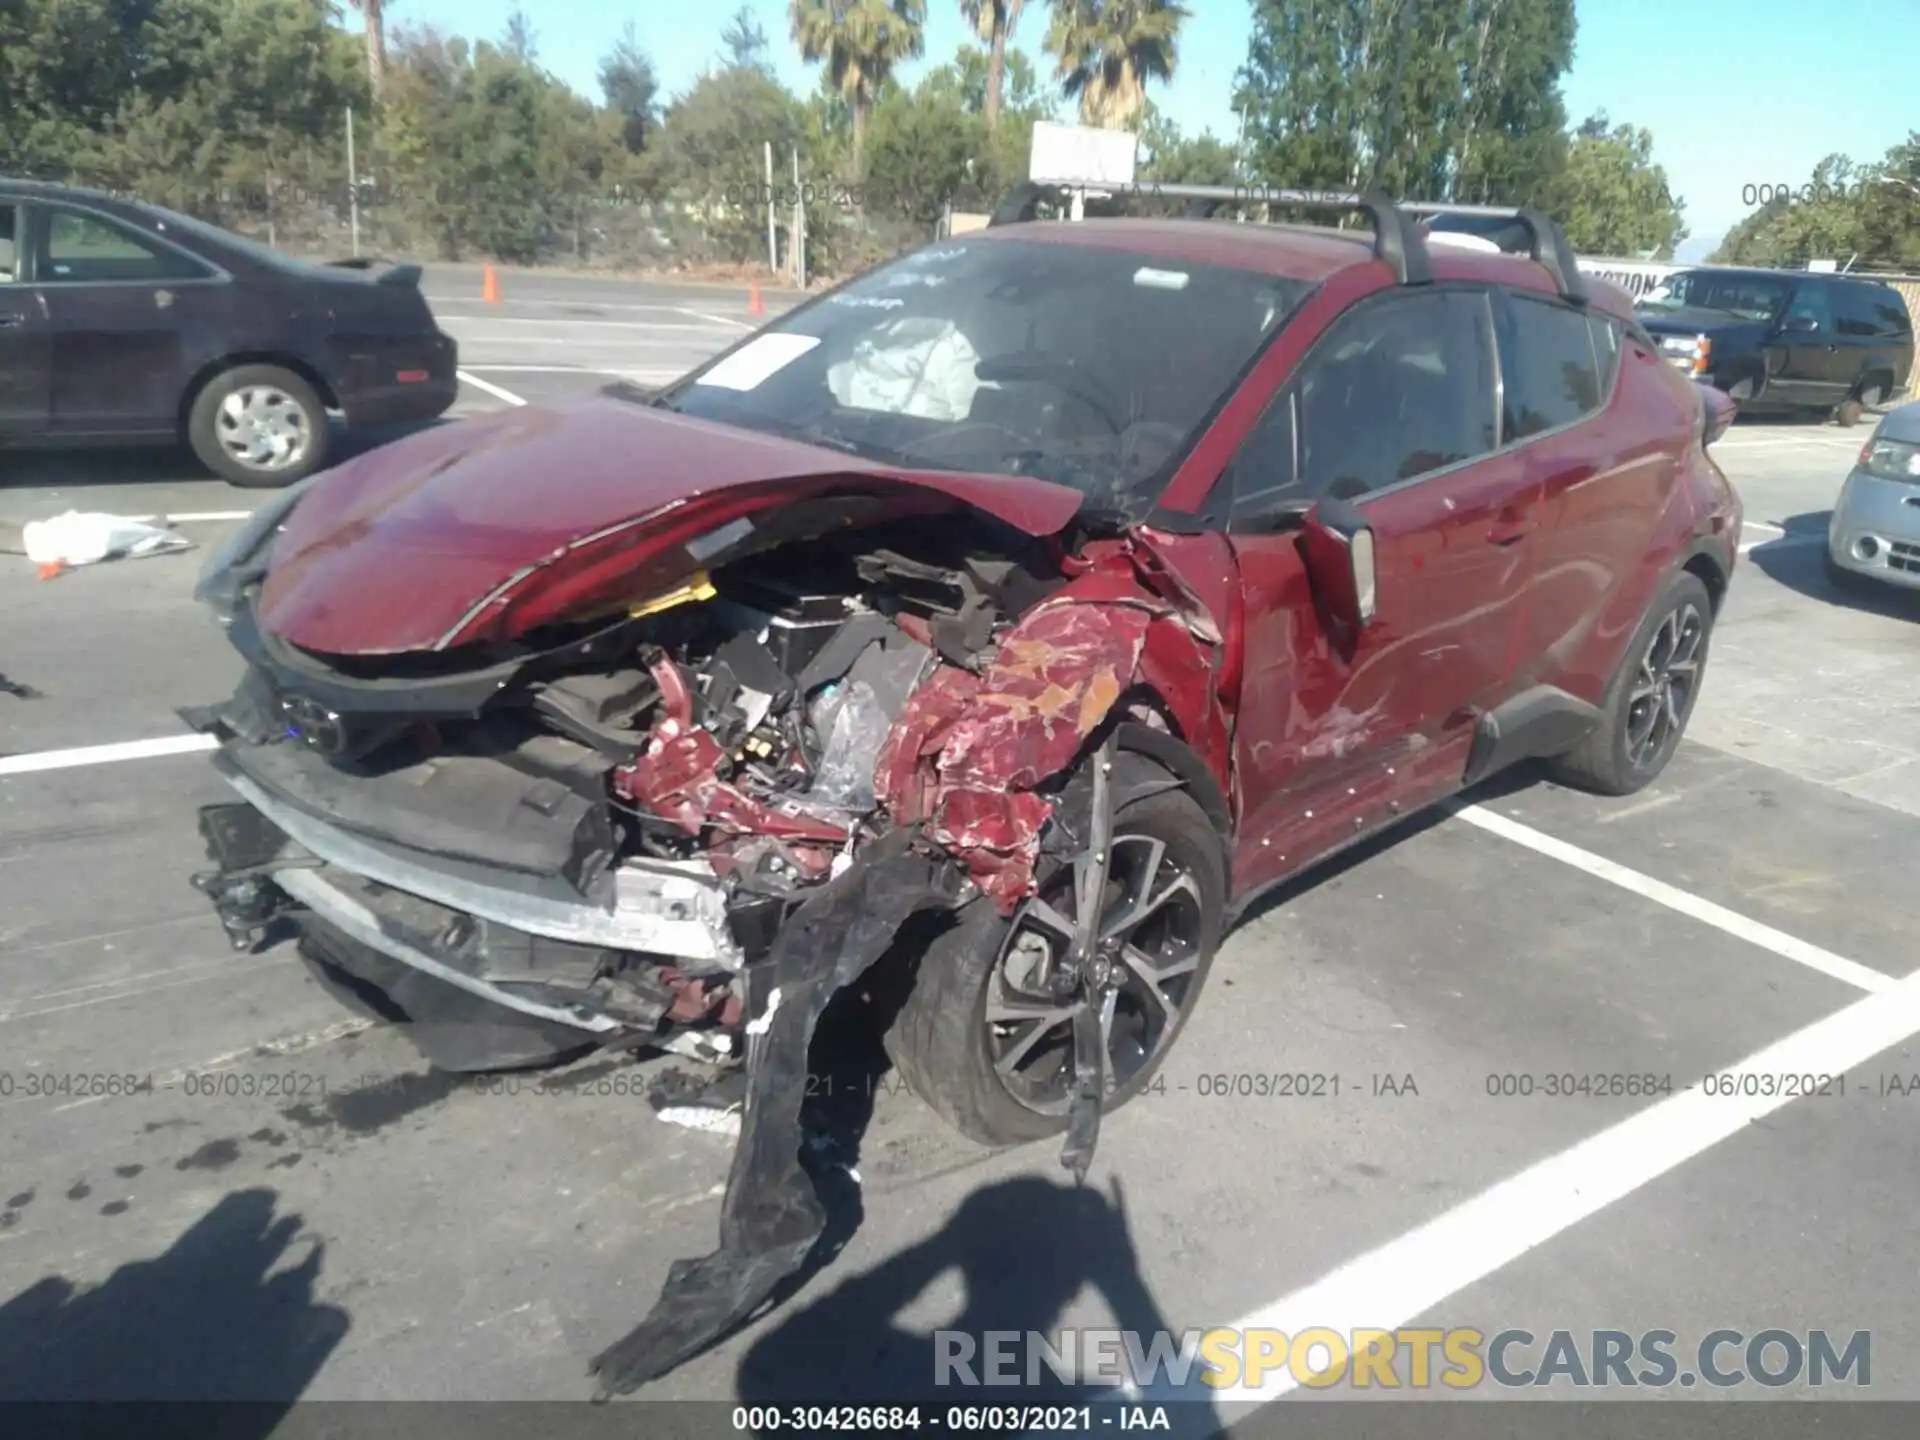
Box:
[482,264,501,303]
[748,280,764,317]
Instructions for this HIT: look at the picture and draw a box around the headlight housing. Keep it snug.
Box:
[1657,333,1711,376]
[1858,434,1920,484]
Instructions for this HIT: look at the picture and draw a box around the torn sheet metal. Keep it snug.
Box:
[887,600,1155,911]
[588,834,962,1398]
[612,655,850,854]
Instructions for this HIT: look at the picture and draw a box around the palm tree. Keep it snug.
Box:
[348,0,388,97]
[960,1,1024,131]
[1043,0,1188,130]
[789,0,927,179]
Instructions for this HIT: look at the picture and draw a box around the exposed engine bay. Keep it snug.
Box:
[184,485,1229,1396]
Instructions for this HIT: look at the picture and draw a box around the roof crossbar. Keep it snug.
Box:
[987,180,1591,304]
[1401,201,1589,305]
[989,180,1428,285]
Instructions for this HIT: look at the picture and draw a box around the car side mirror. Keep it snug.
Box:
[1782,314,1819,334]
[1300,495,1377,634]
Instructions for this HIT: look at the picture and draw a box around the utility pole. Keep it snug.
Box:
[765,142,776,272]
[345,106,362,257]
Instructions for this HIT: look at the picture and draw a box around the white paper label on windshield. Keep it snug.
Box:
[695,333,821,391]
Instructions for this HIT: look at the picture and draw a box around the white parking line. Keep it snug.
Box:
[1451,802,1891,992]
[1739,533,1824,556]
[1713,436,1862,450]
[441,315,735,333]
[119,510,253,524]
[1171,962,1920,1404]
[0,733,218,776]
[456,370,528,407]
[459,365,615,374]
[425,297,728,315]
[459,365,689,383]
[676,307,755,330]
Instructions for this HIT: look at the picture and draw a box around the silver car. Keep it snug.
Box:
[1827,404,1920,593]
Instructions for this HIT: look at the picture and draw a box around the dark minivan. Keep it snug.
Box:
[1636,266,1913,424]
[0,180,457,486]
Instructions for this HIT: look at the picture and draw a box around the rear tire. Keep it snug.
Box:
[1545,571,1714,797]
[884,757,1226,1147]
[1855,374,1892,410]
[188,364,331,488]
[1835,398,1866,427]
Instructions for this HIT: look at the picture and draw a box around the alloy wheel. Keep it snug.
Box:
[216,385,312,472]
[1624,601,1705,770]
[983,831,1206,1116]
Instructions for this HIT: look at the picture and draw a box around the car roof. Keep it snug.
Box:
[0,178,142,211]
[973,216,1635,318]
[1670,263,1890,287]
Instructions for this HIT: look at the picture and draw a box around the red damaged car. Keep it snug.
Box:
[183,184,1741,1392]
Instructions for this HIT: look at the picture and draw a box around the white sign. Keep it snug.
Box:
[1576,257,1683,299]
[1029,120,1137,188]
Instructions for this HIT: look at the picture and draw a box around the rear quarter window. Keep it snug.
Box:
[1499,292,1603,440]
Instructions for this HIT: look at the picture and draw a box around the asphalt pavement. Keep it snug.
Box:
[3,275,1920,1427]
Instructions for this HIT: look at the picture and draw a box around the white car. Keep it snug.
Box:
[1827,405,1920,593]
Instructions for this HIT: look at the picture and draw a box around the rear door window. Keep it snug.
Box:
[1868,290,1913,338]
[1499,293,1603,440]
[40,209,208,284]
[0,203,18,283]
[1833,283,1883,338]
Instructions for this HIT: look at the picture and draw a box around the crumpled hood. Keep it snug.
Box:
[256,398,1084,655]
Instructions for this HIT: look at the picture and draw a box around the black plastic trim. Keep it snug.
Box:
[1462,685,1602,787]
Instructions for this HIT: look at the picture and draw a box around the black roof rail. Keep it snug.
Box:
[1403,202,1589,305]
[987,179,1432,286]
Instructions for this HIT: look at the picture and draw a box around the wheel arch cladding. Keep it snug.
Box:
[180,353,339,428]
[1682,545,1729,616]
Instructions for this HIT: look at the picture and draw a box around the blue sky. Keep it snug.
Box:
[370,0,1920,259]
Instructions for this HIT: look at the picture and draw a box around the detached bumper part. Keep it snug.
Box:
[588,834,963,1398]
[188,795,713,1069]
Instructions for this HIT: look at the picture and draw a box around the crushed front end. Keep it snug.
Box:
[181,485,1219,1391]
[184,506,1061,1069]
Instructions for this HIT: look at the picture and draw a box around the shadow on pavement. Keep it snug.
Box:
[0,1186,348,1418]
[734,1170,1226,1436]
[1747,509,1920,621]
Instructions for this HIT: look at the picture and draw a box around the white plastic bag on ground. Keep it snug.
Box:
[21,510,193,568]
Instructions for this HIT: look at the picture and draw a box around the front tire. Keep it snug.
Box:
[1823,549,1877,595]
[1545,571,1714,796]
[885,756,1227,1147]
[188,364,331,487]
